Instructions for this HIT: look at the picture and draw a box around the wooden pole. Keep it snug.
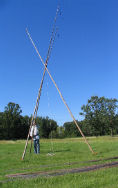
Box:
[26,29,95,154]
[21,6,60,160]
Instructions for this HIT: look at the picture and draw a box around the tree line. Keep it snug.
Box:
[0,96,118,140]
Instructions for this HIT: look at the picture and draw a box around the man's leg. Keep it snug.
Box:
[33,140,37,153]
[36,139,40,154]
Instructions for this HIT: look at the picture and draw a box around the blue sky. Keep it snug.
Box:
[0,0,118,125]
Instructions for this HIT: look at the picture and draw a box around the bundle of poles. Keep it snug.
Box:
[22,5,95,160]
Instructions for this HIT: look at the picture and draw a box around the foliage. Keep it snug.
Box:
[63,121,82,137]
[0,103,59,139]
[37,116,58,138]
[2,102,22,139]
[80,96,118,136]
[1,96,118,140]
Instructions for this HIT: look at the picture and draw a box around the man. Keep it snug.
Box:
[30,122,40,154]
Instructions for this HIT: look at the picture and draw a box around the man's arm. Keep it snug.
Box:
[29,126,33,137]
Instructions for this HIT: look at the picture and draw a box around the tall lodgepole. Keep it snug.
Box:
[26,29,95,154]
[22,6,60,160]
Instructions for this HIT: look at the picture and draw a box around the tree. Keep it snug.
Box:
[0,112,4,139]
[63,121,81,137]
[38,116,58,138]
[17,115,30,139]
[57,126,65,138]
[80,96,118,136]
[3,102,22,139]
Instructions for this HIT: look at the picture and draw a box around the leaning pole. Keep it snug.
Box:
[22,6,60,160]
[26,29,95,154]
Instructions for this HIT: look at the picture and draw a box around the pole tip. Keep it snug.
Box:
[26,28,28,33]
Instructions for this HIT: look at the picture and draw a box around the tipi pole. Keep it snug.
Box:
[21,6,60,160]
[26,29,95,154]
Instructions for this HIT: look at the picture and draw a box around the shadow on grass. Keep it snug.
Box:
[42,149,71,154]
[0,182,2,186]
[51,149,71,153]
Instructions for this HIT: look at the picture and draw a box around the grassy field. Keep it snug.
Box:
[1,136,118,187]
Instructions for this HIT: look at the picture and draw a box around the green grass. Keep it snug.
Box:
[1,136,118,187]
